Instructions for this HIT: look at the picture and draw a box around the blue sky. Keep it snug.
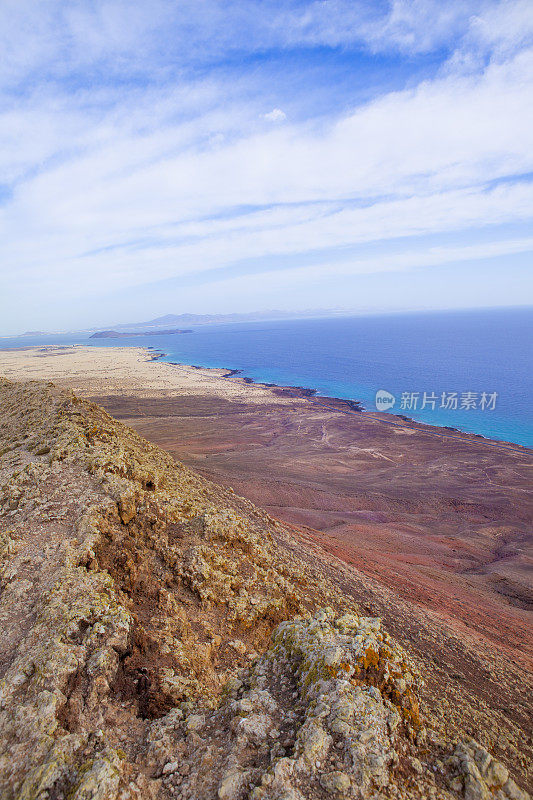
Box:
[1,0,532,333]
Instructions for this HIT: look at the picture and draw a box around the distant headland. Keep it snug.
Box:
[89,328,192,338]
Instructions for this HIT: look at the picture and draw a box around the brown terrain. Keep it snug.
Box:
[0,346,532,799]
[95,389,533,668]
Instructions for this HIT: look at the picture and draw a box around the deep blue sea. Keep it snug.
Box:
[2,307,532,448]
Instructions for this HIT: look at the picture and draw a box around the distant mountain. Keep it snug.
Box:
[106,309,344,333]
[12,309,349,338]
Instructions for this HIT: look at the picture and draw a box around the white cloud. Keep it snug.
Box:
[184,236,533,301]
[263,108,286,122]
[360,0,488,54]
[0,1,509,91]
[0,0,532,330]
[465,0,533,60]
[3,48,531,251]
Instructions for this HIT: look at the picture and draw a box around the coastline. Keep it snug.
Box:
[148,347,528,454]
[0,345,531,659]
[0,342,530,456]
[1,339,530,450]
[1,341,532,777]
[0,342,530,458]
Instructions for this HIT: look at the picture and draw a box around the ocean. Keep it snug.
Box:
[2,307,532,448]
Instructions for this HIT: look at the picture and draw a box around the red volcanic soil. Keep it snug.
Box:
[92,392,533,672]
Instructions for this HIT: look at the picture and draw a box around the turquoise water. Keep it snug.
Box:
[2,307,532,447]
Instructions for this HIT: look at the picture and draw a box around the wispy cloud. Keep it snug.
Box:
[0,1,532,331]
[0,1,490,88]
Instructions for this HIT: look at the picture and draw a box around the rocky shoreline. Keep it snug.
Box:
[0,343,527,451]
[151,350,366,412]
[145,349,528,452]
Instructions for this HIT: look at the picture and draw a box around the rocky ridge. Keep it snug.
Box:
[0,378,529,800]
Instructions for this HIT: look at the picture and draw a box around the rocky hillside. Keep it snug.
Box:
[0,378,529,800]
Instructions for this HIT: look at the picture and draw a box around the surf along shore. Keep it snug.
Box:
[1,343,532,784]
